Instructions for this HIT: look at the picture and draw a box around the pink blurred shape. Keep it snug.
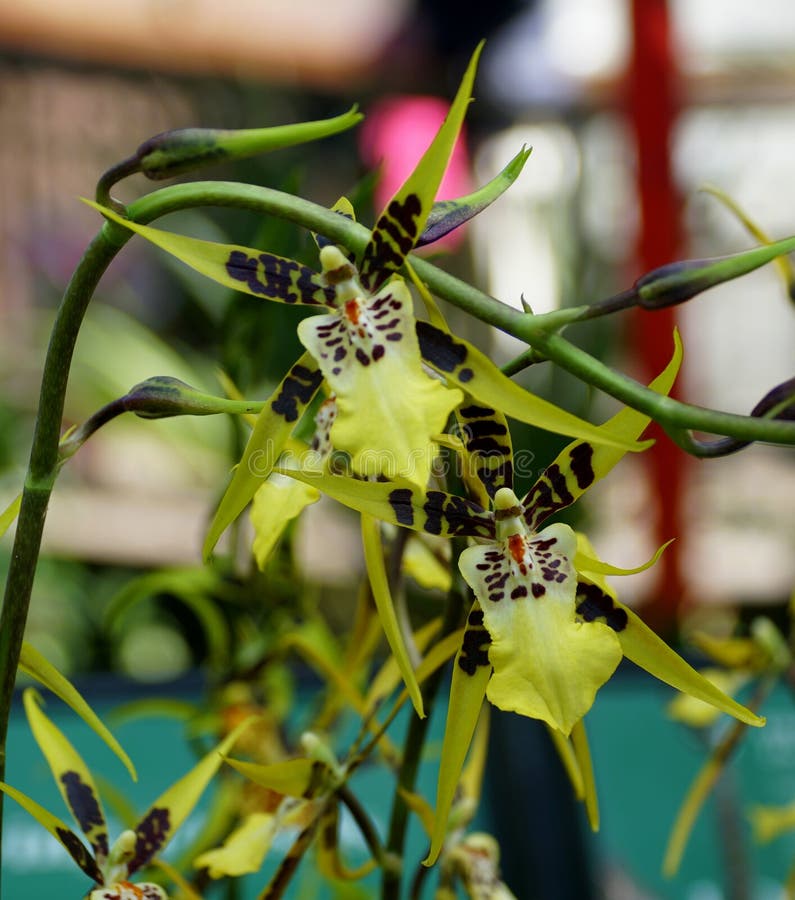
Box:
[359,95,472,252]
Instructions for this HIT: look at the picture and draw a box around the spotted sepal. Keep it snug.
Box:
[0,781,104,883]
[612,594,765,728]
[425,603,491,866]
[278,468,496,541]
[204,352,323,558]
[416,321,651,453]
[455,399,513,504]
[418,145,532,247]
[458,520,623,736]
[23,688,110,865]
[522,330,683,531]
[85,200,334,306]
[359,42,483,292]
[298,262,461,486]
[127,715,257,875]
[87,883,167,900]
[19,642,136,780]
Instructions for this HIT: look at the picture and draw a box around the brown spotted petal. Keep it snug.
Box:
[297,276,461,486]
[459,522,622,736]
[87,884,168,899]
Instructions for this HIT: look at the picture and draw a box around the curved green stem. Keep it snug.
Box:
[124,181,795,446]
[0,230,126,892]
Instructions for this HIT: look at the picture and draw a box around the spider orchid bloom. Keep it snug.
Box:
[87,42,648,560]
[0,688,255,899]
[278,332,765,860]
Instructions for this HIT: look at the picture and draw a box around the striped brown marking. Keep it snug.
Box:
[522,463,575,531]
[55,827,103,882]
[568,442,595,490]
[422,490,495,539]
[458,609,492,676]
[575,581,628,632]
[271,363,323,423]
[360,193,423,290]
[416,321,468,374]
[456,401,514,498]
[129,807,170,874]
[389,488,415,526]
[226,250,334,305]
[60,771,108,857]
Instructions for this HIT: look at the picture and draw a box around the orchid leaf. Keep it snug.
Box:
[0,781,103,882]
[425,604,491,866]
[204,352,322,556]
[359,41,483,291]
[361,513,424,717]
[522,330,682,529]
[18,642,136,781]
[0,491,21,538]
[23,689,110,863]
[416,321,652,453]
[278,468,495,541]
[418,145,532,246]
[127,714,257,875]
[85,200,334,307]
[222,757,333,800]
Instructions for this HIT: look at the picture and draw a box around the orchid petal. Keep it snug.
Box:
[425,605,491,866]
[19,642,136,780]
[194,812,277,877]
[570,719,599,831]
[23,688,110,864]
[204,352,322,557]
[545,726,584,800]
[222,757,334,800]
[575,539,674,579]
[85,201,334,306]
[575,582,764,727]
[460,524,622,735]
[749,799,795,844]
[297,276,461,485]
[127,714,257,875]
[522,329,682,529]
[278,468,495,540]
[402,534,452,592]
[418,146,532,247]
[250,472,319,569]
[0,781,103,882]
[455,400,513,502]
[366,618,441,710]
[360,42,483,291]
[417,321,652,453]
[362,512,424,717]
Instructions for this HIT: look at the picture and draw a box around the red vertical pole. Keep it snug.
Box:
[627,0,685,634]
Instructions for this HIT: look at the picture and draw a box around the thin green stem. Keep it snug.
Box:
[337,784,397,874]
[0,230,125,892]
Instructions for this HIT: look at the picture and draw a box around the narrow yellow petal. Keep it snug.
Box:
[19,642,136,780]
[222,757,331,799]
[361,513,424,717]
[250,472,319,569]
[425,605,490,866]
[617,603,764,727]
[570,719,599,831]
[194,812,277,877]
[23,689,109,863]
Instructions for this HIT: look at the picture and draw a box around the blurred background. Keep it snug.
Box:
[2,1,795,897]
